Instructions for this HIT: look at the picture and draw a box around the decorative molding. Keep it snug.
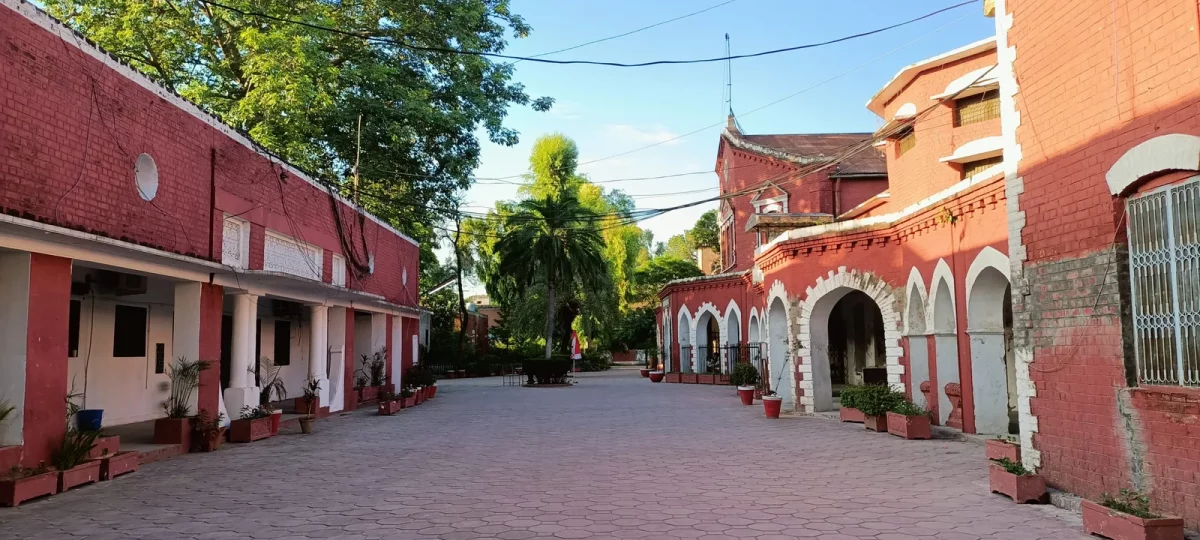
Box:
[929,259,957,333]
[904,266,929,335]
[1107,134,1200,195]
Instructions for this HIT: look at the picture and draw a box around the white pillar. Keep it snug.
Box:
[224,293,259,416]
[0,252,31,447]
[308,305,330,407]
[327,307,348,413]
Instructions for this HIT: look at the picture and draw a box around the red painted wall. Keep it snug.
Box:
[197,283,224,416]
[837,177,889,214]
[0,5,418,308]
[21,254,71,467]
[1006,0,1200,526]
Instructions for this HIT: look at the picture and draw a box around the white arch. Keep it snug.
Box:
[904,267,930,335]
[747,306,761,343]
[929,259,956,333]
[724,300,743,344]
[693,302,722,372]
[1107,134,1200,195]
[966,246,1010,301]
[677,305,693,373]
[796,267,904,413]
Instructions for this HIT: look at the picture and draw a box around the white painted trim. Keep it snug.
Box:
[940,136,1005,163]
[867,37,998,115]
[929,259,957,333]
[904,267,930,335]
[676,305,693,346]
[2,0,417,248]
[692,302,723,357]
[966,246,1010,301]
[724,300,743,344]
[752,194,789,214]
[1106,134,1200,195]
[930,65,1000,100]
[894,102,917,119]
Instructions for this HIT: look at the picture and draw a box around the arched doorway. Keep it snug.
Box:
[724,302,742,372]
[767,296,791,408]
[677,308,692,373]
[931,267,959,425]
[827,291,887,390]
[906,284,930,409]
[695,310,720,373]
[968,257,1016,435]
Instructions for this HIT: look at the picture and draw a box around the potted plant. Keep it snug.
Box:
[400,388,416,409]
[639,368,651,378]
[762,392,783,418]
[665,371,682,384]
[299,415,316,434]
[86,434,120,460]
[838,385,865,423]
[731,363,759,406]
[377,391,402,415]
[363,351,387,393]
[856,384,901,432]
[0,462,57,507]
[53,427,102,492]
[155,358,210,448]
[191,409,226,453]
[886,399,932,440]
[91,449,139,481]
[1083,489,1184,540]
[355,374,377,402]
[254,357,287,435]
[649,371,664,383]
[295,378,321,416]
[986,435,1021,462]
[230,406,274,443]
[988,457,1046,504]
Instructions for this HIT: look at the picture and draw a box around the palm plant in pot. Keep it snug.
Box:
[988,457,1046,504]
[53,426,102,492]
[855,384,902,432]
[191,409,226,452]
[1082,489,1184,540]
[295,378,321,416]
[886,399,932,440]
[155,358,210,447]
[299,414,316,434]
[254,357,287,435]
[731,363,759,406]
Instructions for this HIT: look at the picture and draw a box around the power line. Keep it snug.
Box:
[195,0,975,67]
[518,0,738,62]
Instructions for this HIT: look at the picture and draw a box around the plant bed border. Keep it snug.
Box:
[863,415,888,432]
[886,412,932,440]
[94,451,140,481]
[988,463,1046,504]
[0,471,59,507]
[58,460,101,492]
[839,407,865,423]
[378,400,402,416]
[87,435,120,459]
[986,439,1021,462]
[229,417,274,443]
[152,417,192,450]
[665,372,682,383]
[1081,499,1184,540]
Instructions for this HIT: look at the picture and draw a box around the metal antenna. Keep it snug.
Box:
[724,33,732,115]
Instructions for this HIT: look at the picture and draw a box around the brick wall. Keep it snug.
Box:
[837,176,889,213]
[1003,0,1200,526]
[0,2,418,307]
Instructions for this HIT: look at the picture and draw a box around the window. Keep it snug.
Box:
[68,299,81,357]
[962,156,1003,179]
[112,305,147,357]
[897,128,917,156]
[953,89,1001,126]
[273,320,291,366]
[1127,178,1200,387]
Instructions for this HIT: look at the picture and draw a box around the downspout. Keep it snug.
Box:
[208,147,217,261]
[833,177,842,217]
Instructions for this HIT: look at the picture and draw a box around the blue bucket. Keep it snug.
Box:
[76,409,103,431]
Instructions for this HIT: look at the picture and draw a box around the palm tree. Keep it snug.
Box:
[497,193,608,359]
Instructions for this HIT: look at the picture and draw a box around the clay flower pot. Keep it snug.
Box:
[988,463,1046,504]
[737,386,755,406]
[863,415,888,432]
[986,439,1021,462]
[87,435,120,459]
[94,451,139,481]
[403,396,417,408]
[193,429,225,452]
[269,410,283,436]
[299,416,315,434]
[230,417,273,443]
[428,385,438,399]
[762,395,782,418]
[639,368,651,378]
[0,470,58,507]
[1082,499,1184,540]
[839,407,865,423]
[58,460,101,492]
[294,396,319,416]
[886,412,932,440]
[378,400,402,416]
[153,417,192,450]
[649,371,664,383]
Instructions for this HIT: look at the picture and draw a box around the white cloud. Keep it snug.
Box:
[548,100,582,121]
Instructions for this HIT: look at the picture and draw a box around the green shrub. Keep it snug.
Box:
[991,457,1033,477]
[1100,489,1160,519]
[524,357,572,385]
[839,385,863,409]
[578,351,611,372]
[890,399,928,417]
[730,363,759,387]
[855,384,903,417]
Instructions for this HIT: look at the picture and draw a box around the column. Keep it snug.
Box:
[0,253,71,467]
[224,293,259,416]
[343,309,356,411]
[327,306,347,413]
[384,315,395,388]
[308,305,329,407]
[173,282,224,418]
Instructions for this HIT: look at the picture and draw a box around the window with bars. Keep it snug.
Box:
[953,89,1001,126]
[897,128,916,156]
[961,156,1003,179]
[1127,177,1200,387]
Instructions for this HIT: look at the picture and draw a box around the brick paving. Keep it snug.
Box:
[0,369,1090,539]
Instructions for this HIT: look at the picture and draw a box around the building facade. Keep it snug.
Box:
[0,1,422,469]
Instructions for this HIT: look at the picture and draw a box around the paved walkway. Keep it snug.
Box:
[1,370,1090,539]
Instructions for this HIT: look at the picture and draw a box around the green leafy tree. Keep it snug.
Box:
[44,0,553,249]
[630,256,704,306]
[689,210,721,251]
[496,194,608,359]
[662,234,695,262]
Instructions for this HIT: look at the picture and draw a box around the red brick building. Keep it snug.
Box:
[0,1,422,468]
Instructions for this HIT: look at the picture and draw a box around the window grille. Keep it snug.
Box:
[1127,177,1200,387]
[962,156,1003,179]
[954,89,1001,126]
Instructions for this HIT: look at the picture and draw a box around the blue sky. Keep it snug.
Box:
[450,0,994,289]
